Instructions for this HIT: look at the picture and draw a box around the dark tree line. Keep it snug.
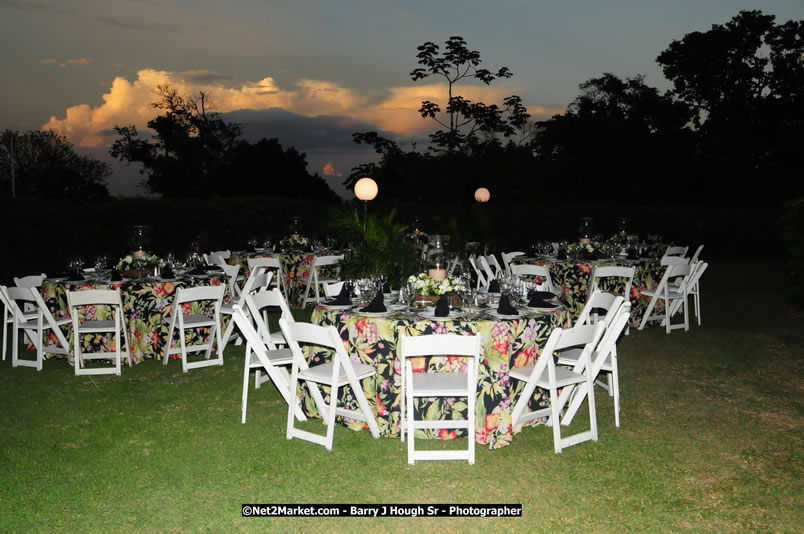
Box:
[0,129,110,199]
[347,11,803,207]
[111,84,337,200]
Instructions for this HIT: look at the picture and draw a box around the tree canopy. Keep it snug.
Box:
[0,129,110,199]
[111,84,337,200]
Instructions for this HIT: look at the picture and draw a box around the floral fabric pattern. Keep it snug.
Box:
[39,275,231,363]
[512,257,666,325]
[307,307,571,449]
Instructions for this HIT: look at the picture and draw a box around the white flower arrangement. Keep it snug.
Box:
[407,273,467,296]
[567,241,606,255]
[279,235,310,248]
[117,253,164,270]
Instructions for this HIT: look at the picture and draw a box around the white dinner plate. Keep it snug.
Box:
[355,309,390,317]
[319,304,355,310]
[489,311,523,320]
[417,309,463,321]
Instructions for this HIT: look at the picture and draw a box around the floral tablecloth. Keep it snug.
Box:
[230,250,341,308]
[308,305,571,449]
[513,256,665,326]
[39,275,231,363]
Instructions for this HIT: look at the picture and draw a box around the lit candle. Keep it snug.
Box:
[133,248,146,258]
[579,237,591,246]
[428,267,447,280]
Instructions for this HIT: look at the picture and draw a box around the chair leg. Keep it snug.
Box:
[407,365,415,464]
[242,345,251,424]
[550,385,563,454]
[324,383,339,451]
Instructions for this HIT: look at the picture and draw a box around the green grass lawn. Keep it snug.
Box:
[1,260,802,533]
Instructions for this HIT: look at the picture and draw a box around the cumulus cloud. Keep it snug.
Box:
[44,67,559,149]
[322,162,342,177]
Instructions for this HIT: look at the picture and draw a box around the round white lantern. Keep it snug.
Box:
[474,187,490,203]
[354,177,378,201]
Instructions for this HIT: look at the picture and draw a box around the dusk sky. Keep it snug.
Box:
[1,0,801,197]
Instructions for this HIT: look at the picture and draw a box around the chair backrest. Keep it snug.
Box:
[66,289,122,308]
[510,263,554,292]
[14,274,47,288]
[689,245,704,264]
[211,250,231,260]
[663,245,688,258]
[174,285,225,306]
[323,281,345,298]
[279,317,347,369]
[657,263,692,293]
[478,256,496,282]
[660,255,690,266]
[312,254,343,268]
[399,333,481,359]
[468,256,487,287]
[3,285,71,349]
[501,252,525,274]
[248,256,282,270]
[590,265,635,302]
[537,322,606,384]
[485,255,504,278]
[245,289,292,344]
[588,301,631,375]
[686,261,708,288]
[575,291,623,327]
[215,260,241,294]
[241,266,273,297]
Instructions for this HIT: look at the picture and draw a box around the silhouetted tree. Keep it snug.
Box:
[0,129,110,199]
[657,10,804,204]
[410,36,530,152]
[111,84,336,200]
[533,73,694,202]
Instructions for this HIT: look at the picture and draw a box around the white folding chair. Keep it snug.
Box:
[162,285,224,372]
[590,265,635,333]
[231,303,306,424]
[67,289,131,376]
[245,288,295,387]
[301,254,343,307]
[216,260,242,300]
[501,251,525,274]
[279,317,379,451]
[669,261,708,327]
[323,282,345,298]
[660,255,691,266]
[204,250,231,265]
[399,333,481,465]
[510,263,557,294]
[485,254,504,279]
[510,322,605,454]
[14,273,47,289]
[689,245,704,264]
[1,285,70,370]
[638,263,692,333]
[662,245,688,258]
[220,268,273,348]
[478,256,497,284]
[559,300,630,427]
[0,288,11,361]
[468,255,487,290]
[247,257,288,297]
[574,290,621,328]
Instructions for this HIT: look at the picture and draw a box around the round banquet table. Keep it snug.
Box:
[39,273,231,363]
[512,255,666,326]
[309,301,572,450]
[230,250,342,308]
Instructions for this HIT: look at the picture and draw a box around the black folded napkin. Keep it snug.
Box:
[434,295,450,317]
[110,268,122,281]
[68,273,85,281]
[161,266,175,279]
[189,267,208,275]
[201,264,221,271]
[361,290,387,313]
[527,290,555,301]
[557,249,568,260]
[496,294,519,316]
[528,299,554,308]
[324,283,352,305]
[488,279,501,293]
[382,280,391,294]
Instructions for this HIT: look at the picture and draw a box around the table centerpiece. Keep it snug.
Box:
[279,234,310,251]
[407,272,467,305]
[117,253,165,278]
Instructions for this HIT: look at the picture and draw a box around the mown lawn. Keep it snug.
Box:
[0,260,801,533]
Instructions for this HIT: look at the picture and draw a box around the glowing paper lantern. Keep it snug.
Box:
[354,177,378,201]
[474,187,490,203]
